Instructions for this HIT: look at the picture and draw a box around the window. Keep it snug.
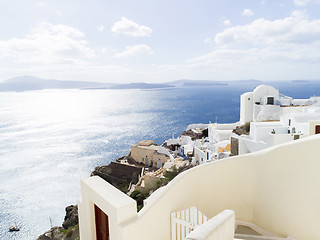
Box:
[267,97,274,105]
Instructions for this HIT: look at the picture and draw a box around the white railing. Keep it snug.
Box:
[171,206,208,240]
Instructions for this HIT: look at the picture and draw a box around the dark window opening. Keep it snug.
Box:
[267,97,274,105]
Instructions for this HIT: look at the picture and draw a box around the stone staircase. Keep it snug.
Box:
[234,223,296,240]
[235,235,294,240]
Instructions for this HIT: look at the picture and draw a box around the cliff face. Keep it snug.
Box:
[37,205,79,240]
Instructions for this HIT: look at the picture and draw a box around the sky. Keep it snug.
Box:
[0,0,320,83]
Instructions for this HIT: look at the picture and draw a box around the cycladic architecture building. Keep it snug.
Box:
[240,85,280,124]
[78,85,320,240]
[239,84,320,124]
[234,85,320,155]
[79,135,320,240]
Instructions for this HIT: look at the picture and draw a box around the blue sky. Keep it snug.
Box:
[0,0,320,83]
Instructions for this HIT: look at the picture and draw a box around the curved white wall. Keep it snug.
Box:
[80,134,320,240]
[120,134,320,240]
[253,85,279,104]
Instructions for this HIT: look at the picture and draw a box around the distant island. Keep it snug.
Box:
[1,75,319,92]
[0,76,231,92]
[0,76,114,92]
[84,82,175,90]
[0,76,224,91]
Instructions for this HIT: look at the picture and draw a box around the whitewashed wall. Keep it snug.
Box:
[79,135,320,240]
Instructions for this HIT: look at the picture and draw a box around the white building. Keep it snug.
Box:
[78,134,320,240]
[239,85,320,124]
[193,139,212,165]
[165,134,194,159]
[233,107,320,155]
[78,85,320,240]
[208,122,239,159]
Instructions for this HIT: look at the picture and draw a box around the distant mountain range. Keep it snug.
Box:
[0,75,316,92]
[0,76,177,92]
[0,76,114,92]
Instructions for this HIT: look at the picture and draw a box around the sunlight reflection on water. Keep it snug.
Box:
[1,88,223,239]
[1,83,319,239]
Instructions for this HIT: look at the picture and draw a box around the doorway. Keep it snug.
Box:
[94,204,109,240]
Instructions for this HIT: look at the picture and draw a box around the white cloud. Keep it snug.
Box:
[293,0,320,5]
[204,38,211,43]
[56,10,63,16]
[96,25,105,32]
[223,19,232,26]
[214,11,320,45]
[0,21,94,64]
[293,0,310,5]
[111,17,152,37]
[36,1,46,7]
[242,8,254,17]
[114,44,154,57]
[191,11,320,80]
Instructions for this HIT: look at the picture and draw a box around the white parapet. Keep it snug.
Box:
[185,210,235,240]
[79,134,320,240]
[78,176,137,240]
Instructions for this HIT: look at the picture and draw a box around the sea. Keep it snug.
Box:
[1,81,320,240]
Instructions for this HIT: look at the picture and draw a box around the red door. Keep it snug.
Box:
[95,204,109,240]
[316,125,320,134]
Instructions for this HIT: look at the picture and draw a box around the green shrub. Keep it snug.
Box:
[164,166,179,181]
[117,180,129,193]
[65,228,73,238]
[130,190,146,211]
[132,172,139,184]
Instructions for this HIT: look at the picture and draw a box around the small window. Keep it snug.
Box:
[267,97,274,105]
[248,98,250,100]
[289,119,291,126]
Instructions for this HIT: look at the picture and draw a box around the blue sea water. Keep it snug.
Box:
[0,82,320,240]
